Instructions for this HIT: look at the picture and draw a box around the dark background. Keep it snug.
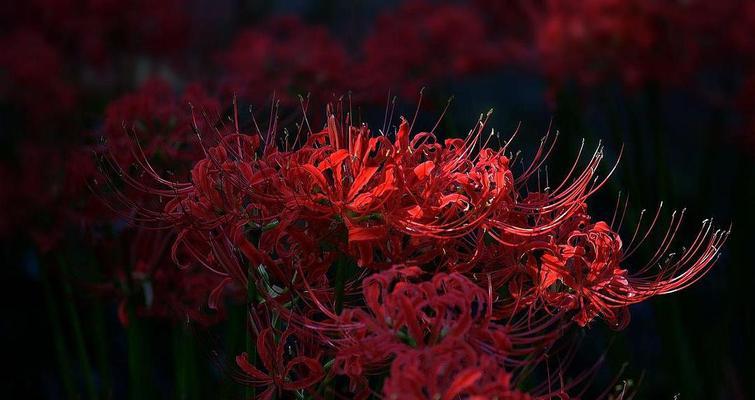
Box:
[0,1,752,399]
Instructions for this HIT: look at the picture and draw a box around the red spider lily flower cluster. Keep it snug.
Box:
[106,99,728,398]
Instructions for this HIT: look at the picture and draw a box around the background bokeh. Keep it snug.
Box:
[0,1,752,398]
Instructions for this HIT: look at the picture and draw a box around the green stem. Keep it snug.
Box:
[644,81,700,396]
[222,306,245,398]
[601,89,640,199]
[246,268,257,400]
[118,238,154,400]
[644,82,672,198]
[41,265,77,400]
[173,327,187,400]
[90,302,111,398]
[59,258,98,400]
[124,287,157,399]
[325,257,352,400]
[333,256,347,315]
[173,324,200,400]
[126,304,147,400]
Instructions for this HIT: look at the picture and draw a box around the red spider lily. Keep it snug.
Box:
[105,100,728,397]
[111,102,727,325]
[148,108,603,280]
[333,269,494,382]
[235,327,324,400]
[503,203,729,329]
[333,268,561,390]
[383,340,529,400]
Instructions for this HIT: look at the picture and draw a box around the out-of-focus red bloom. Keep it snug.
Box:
[356,0,506,99]
[2,0,190,67]
[734,74,755,149]
[103,78,219,172]
[0,30,76,126]
[235,327,324,399]
[531,0,703,89]
[217,16,349,107]
[90,228,235,327]
[93,80,238,325]
[0,143,97,252]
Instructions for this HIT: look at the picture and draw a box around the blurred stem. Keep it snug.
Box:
[661,298,701,397]
[87,252,111,397]
[126,303,147,400]
[41,263,77,400]
[601,89,640,199]
[59,258,98,400]
[246,267,257,400]
[173,324,199,400]
[222,306,245,398]
[325,256,352,400]
[644,82,672,198]
[90,302,111,398]
[369,374,385,399]
[553,85,591,179]
[644,81,699,396]
[118,238,154,400]
[699,107,723,207]
[173,327,187,400]
[625,96,647,205]
[730,152,753,396]
[333,256,348,315]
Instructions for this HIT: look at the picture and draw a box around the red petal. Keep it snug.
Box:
[413,161,435,180]
[208,277,232,310]
[347,166,378,201]
[117,300,129,327]
[395,117,410,153]
[235,352,272,382]
[317,149,349,172]
[282,356,325,390]
[443,369,482,400]
[348,225,388,242]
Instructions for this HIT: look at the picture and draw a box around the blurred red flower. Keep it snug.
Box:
[356,0,506,99]
[217,16,349,107]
